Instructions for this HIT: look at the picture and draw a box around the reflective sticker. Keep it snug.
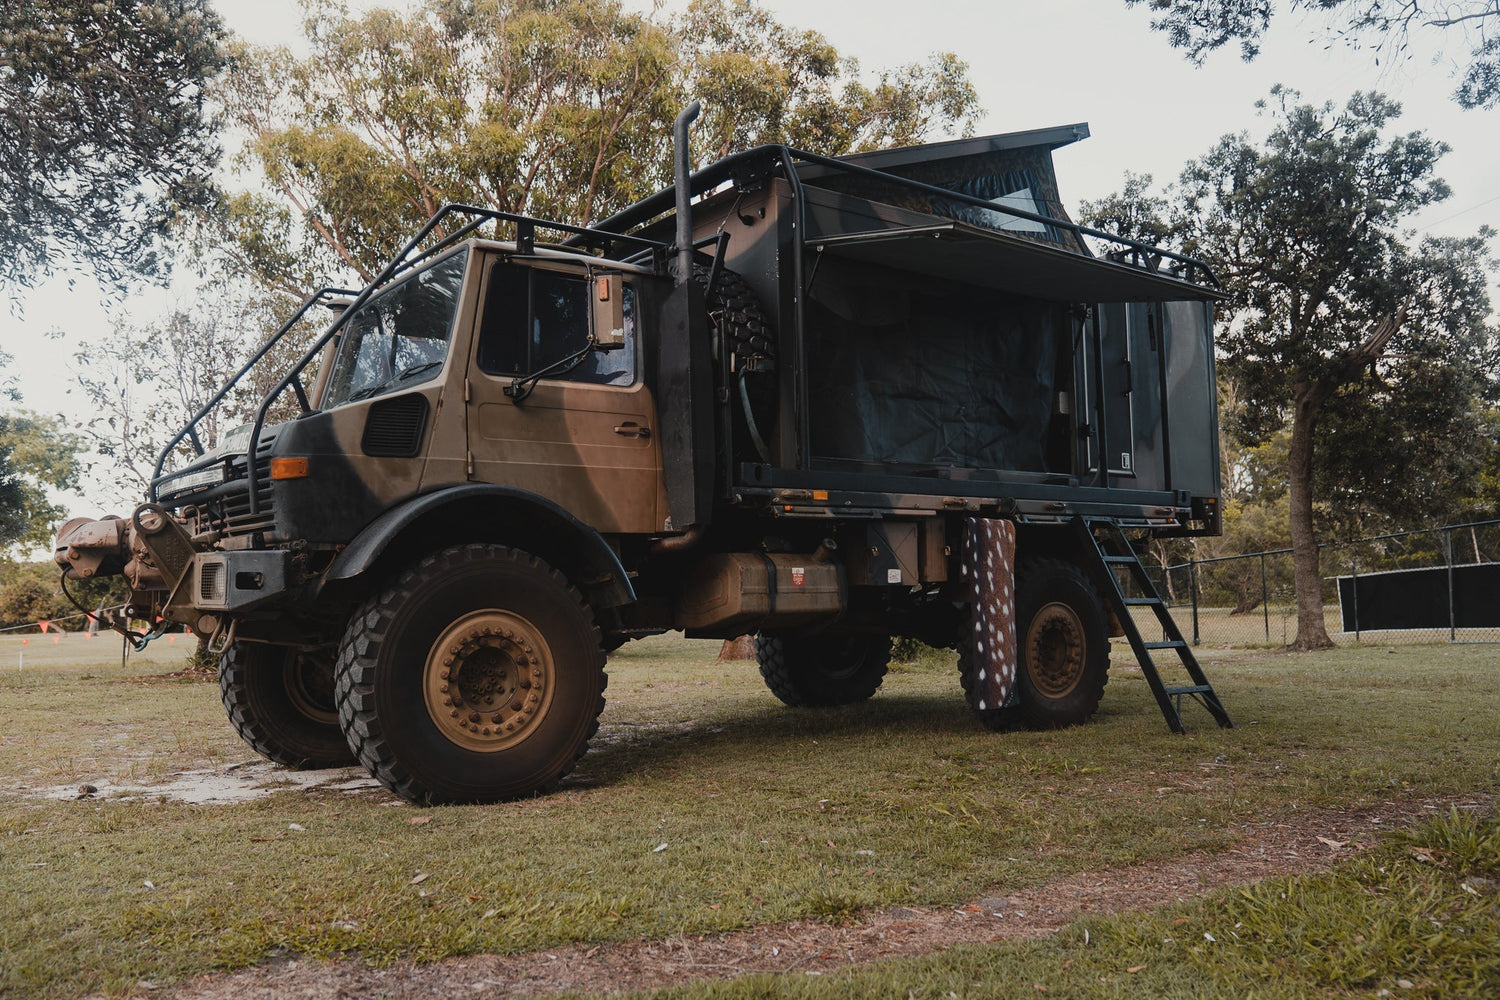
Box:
[887,568,902,584]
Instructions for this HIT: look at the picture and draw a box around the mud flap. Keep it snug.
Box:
[961,517,1019,711]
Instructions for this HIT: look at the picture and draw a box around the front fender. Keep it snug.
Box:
[323,484,636,608]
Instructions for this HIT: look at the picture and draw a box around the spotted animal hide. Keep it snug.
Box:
[962,517,1018,710]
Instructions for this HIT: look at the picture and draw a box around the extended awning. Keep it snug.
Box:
[810,222,1224,303]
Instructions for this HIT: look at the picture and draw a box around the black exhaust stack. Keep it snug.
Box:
[673,100,701,285]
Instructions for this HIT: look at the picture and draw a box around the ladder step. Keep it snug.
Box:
[1144,640,1188,650]
[1100,554,1137,563]
[1164,685,1214,696]
[1122,597,1161,606]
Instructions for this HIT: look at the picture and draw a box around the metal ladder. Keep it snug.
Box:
[1075,517,1233,734]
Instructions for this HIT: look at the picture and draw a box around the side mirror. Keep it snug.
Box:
[592,273,625,349]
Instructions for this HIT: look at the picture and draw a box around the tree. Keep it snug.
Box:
[0,0,228,296]
[212,0,980,291]
[1123,0,1500,109]
[71,285,306,504]
[0,411,84,554]
[1083,88,1499,649]
[0,559,127,631]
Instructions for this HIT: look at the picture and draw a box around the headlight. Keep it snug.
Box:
[160,464,227,494]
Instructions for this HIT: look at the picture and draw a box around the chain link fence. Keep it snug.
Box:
[1130,520,1500,648]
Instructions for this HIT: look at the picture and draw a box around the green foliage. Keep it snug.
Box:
[213,0,980,290]
[0,411,83,553]
[1123,0,1500,109]
[0,0,228,294]
[0,560,125,630]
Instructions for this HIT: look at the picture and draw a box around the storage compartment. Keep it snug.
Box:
[676,552,843,636]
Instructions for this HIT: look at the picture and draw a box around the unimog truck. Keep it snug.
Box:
[56,106,1231,804]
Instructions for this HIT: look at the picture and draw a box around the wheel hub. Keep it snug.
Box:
[283,651,338,726]
[1026,602,1086,699]
[423,611,555,752]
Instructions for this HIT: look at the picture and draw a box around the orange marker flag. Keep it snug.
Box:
[38,620,51,633]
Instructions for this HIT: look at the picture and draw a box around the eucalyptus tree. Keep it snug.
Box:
[213,0,981,292]
[1084,88,1498,649]
[1123,0,1500,109]
[0,0,226,295]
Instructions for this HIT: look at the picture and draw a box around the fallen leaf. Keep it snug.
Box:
[1127,965,1147,974]
[482,908,499,919]
[410,817,431,826]
[653,843,668,853]
[410,873,430,885]
[143,880,155,891]
[287,823,306,832]
[1316,836,1346,850]
[1397,980,1415,989]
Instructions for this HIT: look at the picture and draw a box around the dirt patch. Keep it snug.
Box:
[24,762,385,805]
[121,795,1488,1000]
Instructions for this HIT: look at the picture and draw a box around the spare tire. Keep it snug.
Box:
[693,264,776,462]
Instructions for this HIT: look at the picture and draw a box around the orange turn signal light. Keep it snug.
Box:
[269,457,310,480]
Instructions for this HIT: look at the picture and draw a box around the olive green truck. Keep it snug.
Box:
[55,107,1231,804]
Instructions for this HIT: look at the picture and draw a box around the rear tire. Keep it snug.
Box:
[755,632,890,707]
[334,544,607,804]
[1012,559,1110,727]
[218,641,355,768]
[958,558,1110,730]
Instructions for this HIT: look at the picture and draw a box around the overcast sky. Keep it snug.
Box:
[4,0,1498,509]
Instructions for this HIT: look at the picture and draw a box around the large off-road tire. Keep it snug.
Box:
[959,559,1110,730]
[755,632,891,707]
[334,544,607,805]
[218,641,356,768]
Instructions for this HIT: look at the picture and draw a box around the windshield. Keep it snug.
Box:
[322,252,468,408]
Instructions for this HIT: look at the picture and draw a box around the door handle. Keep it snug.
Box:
[613,422,651,439]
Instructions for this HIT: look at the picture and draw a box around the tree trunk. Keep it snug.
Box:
[717,635,756,662]
[1287,386,1334,650]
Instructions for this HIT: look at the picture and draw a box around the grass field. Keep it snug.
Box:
[1,633,1497,998]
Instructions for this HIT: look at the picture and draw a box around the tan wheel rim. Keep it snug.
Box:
[423,610,556,752]
[1025,602,1086,699]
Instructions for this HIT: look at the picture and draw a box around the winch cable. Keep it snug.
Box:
[56,570,168,652]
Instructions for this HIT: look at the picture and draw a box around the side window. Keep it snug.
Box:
[476,261,635,387]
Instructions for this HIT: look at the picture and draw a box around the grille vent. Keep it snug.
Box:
[199,560,226,604]
[362,394,430,457]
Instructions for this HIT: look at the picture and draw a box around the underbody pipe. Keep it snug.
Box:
[649,523,707,556]
[673,100,702,286]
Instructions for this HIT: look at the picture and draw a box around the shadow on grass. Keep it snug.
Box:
[562,688,1127,792]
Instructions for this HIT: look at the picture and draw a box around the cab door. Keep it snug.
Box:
[465,257,665,535]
